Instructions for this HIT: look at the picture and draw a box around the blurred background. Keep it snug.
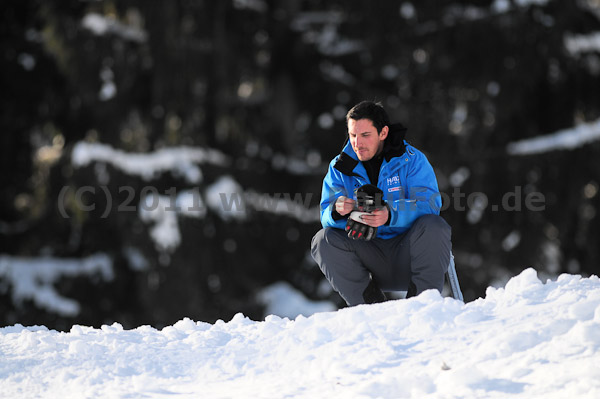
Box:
[2,0,600,330]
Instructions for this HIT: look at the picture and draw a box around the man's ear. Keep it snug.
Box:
[379,125,389,141]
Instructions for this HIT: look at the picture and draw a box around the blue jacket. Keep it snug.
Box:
[319,127,441,239]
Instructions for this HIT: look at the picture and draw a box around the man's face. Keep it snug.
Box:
[348,118,388,161]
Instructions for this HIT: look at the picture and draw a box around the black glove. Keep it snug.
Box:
[345,185,386,241]
[345,212,377,240]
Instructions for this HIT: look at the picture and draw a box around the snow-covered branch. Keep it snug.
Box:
[507,118,600,155]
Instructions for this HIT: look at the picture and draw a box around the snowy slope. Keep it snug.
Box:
[1,268,599,399]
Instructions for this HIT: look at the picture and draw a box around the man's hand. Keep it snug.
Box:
[344,185,389,241]
[358,206,389,228]
[354,184,389,227]
[335,196,355,216]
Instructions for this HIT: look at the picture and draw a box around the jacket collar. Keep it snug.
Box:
[333,123,407,176]
[383,123,407,161]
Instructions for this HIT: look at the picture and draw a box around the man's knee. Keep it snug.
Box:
[413,214,451,239]
[311,228,326,250]
[311,228,348,252]
[311,228,344,262]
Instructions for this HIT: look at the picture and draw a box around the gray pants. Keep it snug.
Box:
[311,214,452,306]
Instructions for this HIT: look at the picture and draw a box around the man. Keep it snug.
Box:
[311,101,451,306]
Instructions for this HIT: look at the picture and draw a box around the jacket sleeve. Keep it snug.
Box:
[319,158,351,230]
[387,150,441,229]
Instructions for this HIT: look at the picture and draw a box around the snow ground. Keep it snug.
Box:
[1,268,599,399]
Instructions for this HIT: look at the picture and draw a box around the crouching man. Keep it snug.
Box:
[311,101,452,305]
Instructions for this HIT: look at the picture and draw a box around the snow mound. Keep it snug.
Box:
[1,268,600,398]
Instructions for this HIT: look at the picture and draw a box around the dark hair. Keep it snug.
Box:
[346,101,390,133]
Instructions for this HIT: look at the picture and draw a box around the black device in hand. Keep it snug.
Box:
[355,184,386,212]
[345,184,386,241]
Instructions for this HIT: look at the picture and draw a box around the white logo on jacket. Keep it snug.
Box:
[387,176,400,186]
